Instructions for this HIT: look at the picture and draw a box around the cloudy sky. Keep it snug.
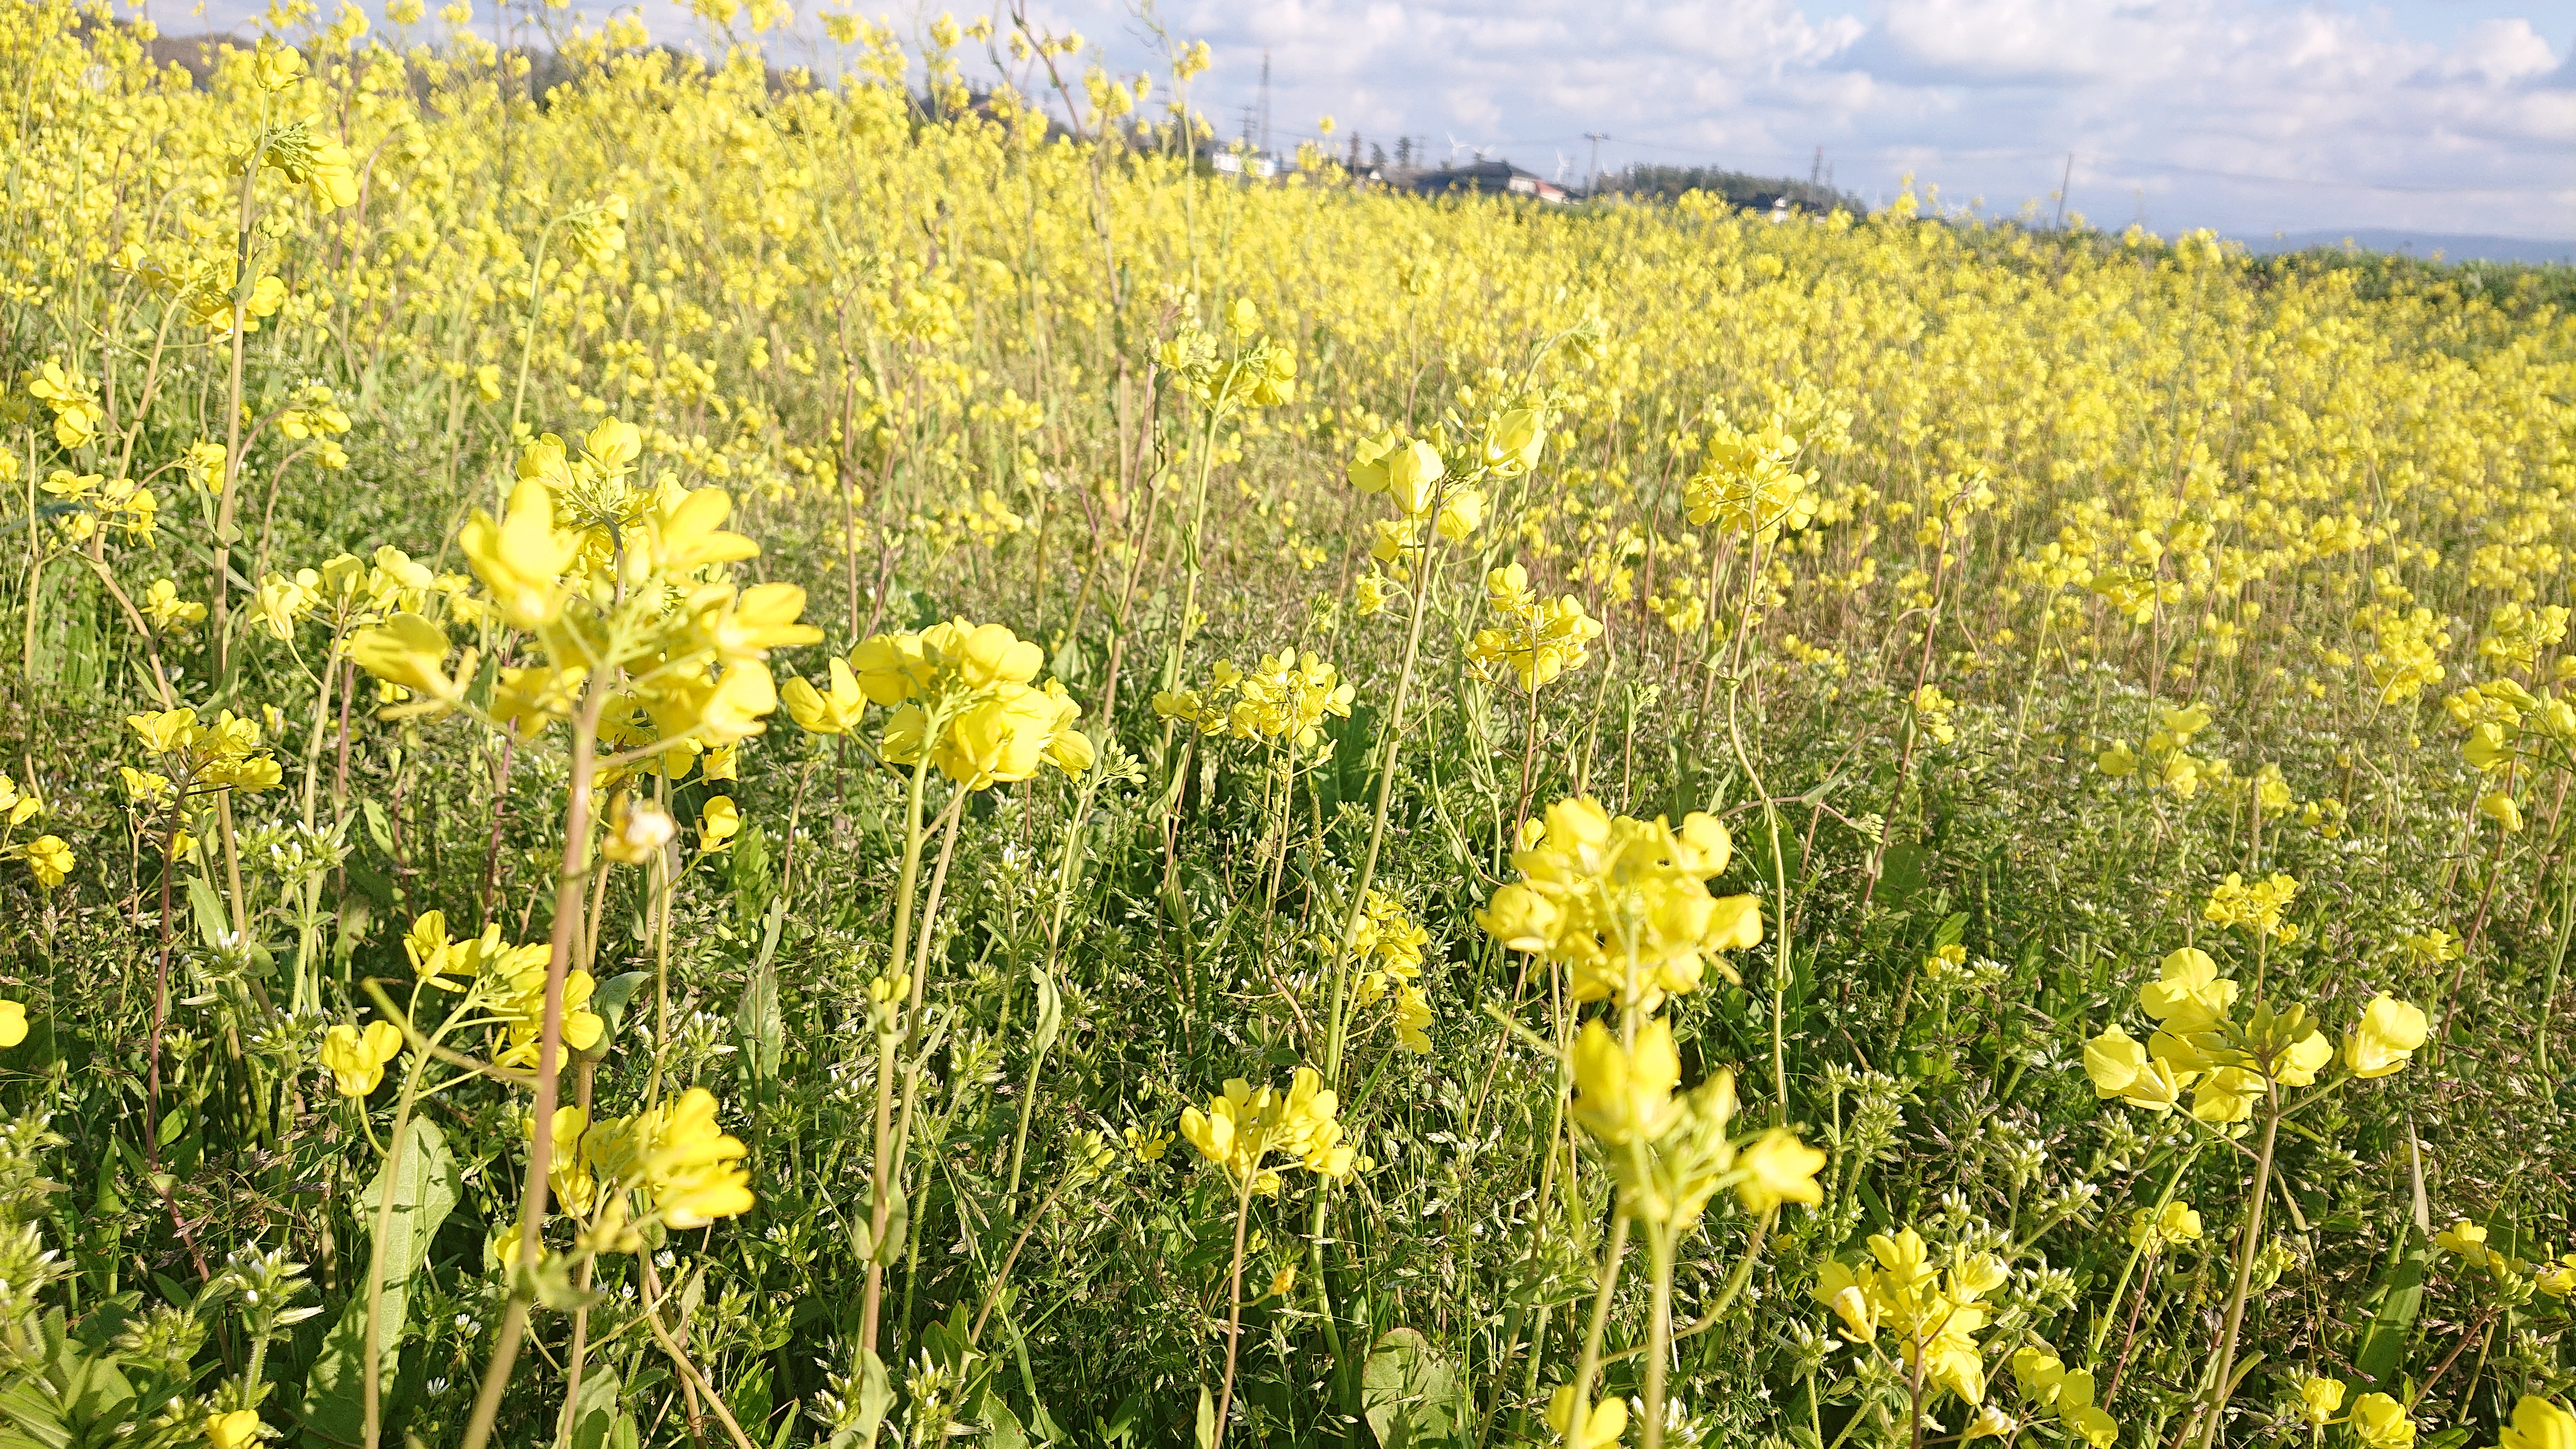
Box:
[1027,0,2575,242]
[192,0,2576,243]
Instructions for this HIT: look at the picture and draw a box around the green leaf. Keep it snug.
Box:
[567,1365,621,1449]
[359,798,396,859]
[297,1116,461,1446]
[1030,966,1063,1063]
[737,950,783,1081]
[823,1348,888,1449]
[986,1401,1028,1449]
[2355,1226,2427,1390]
[586,972,652,1059]
[1193,1386,1216,1449]
[185,878,228,951]
[1361,1328,1463,1449]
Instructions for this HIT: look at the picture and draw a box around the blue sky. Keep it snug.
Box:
[182,0,2576,242]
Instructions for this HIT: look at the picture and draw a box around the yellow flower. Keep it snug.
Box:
[2139,947,2238,1034]
[0,1000,27,1049]
[1390,982,1432,1055]
[2480,790,2525,833]
[1570,1016,1683,1147]
[2128,1200,2202,1249]
[2349,1392,2414,1449]
[533,1105,597,1215]
[2499,1398,2576,1449]
[23,836,72,889]
[1264,1266,1296,1300]
[2345,994,2429,1078]
[1478,798,1763,1009]
[404,911,462,988]
[1815,1259,1879,1342]
[2203,871,2303,944]
[1178,1064,1353,1192]
[320,1021,403,1096]
[1544,1385,1626,1449]
[204,1409,262,1449]
[2084,1024,2149,1096]
[459,479,578,628]
[2273,1024,2336,1087]
[141,579,207,629]
[2299,1376,2347,1427]
[2434,1220,2493,1267]
[349,613,471,712]
[2190,1065,2263,1124]
[587,1086,755,1228]
[782,658,869,734]
[849,632,934,705]
[1736,1128,1827,1211]
[1123,1125,1171,1162]
[600,794,676,864]
[698,796,740,852]
[493,665,588,740]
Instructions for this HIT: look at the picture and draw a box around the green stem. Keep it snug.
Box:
[2198,1096,2282,1449]
[860,750,935,1355]
[1562,1212,1632,1449]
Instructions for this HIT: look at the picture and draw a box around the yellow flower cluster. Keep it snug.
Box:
[320,1022,404,1097]
[2203,871,2303,945]
[126,707,285,793]
[1467,564,1605,694]
[1338,890,1435,1054]
[2444,675,2576,833]
[564,1087,757,1232]
[398,910,602,1068]
[797,618,1092,788]
[1568,1017,1822,1227]
[1156,297,1297,416]
[1684,401,1836,540]
[1479,798,1763,1009]
[1178,1066,1355,1195]
[2087,948,2426,1121]
[1815,1229,2008,1406]
[1154,649,1354,751]
[2098,703,2216,799]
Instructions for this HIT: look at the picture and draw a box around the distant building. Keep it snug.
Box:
[1208,149,1279,180]
[1411,161,1567,204]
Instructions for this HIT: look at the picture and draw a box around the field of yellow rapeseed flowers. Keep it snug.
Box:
[4,2,2576,1446]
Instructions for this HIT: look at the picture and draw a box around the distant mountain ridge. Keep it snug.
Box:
[2243,229,2574,266]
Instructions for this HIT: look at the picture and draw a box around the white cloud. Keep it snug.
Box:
[179,0,2576,239]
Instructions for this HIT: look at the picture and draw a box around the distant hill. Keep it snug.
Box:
[2245,229,2574,266]
[1597,164,1864,216]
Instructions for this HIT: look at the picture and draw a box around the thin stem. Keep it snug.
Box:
[2198,1093,2282,1449]
[860,750,935,1354]
[1562,1213,1632,1449]
[1211,1174,1257,1449]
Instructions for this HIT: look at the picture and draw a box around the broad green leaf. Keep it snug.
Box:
[297,1116,460,1446]
[1361,1328,1463,1449]
[567,1365,621,1449]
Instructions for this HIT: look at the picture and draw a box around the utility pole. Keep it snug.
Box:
[2052,152,2073,229]
[1258,47,1271,158]
[1810,144,1823,186]
[1584,132,1609,198]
